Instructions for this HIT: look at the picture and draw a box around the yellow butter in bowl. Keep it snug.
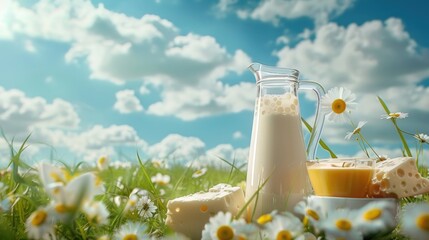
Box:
[307,158,375,198]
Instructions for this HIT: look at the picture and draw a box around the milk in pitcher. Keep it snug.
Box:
[245,92,311,219]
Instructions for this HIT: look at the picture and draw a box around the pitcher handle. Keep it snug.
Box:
[299,81,326,160]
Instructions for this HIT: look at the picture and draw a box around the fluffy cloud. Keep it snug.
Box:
[147,81,254,120]
[0,86,80,137]
[275,18,429,150]
[0,0,252,120]
[113,89,143,114]
[237,0,355,26]
[65,124,147,161]
[276,18,429,93]
[147,134,206,163]
[0,85,148,163]
[147,134,249,168]
[203,144,249,169]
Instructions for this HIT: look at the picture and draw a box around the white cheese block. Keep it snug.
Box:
[368,157,429,198]
[165,183,245,240]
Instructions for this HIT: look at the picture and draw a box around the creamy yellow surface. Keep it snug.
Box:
[307,163,374,198]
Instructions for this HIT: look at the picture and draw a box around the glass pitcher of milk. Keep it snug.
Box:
[245,63,326,220]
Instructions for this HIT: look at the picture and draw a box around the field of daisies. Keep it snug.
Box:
[1,88,429,240]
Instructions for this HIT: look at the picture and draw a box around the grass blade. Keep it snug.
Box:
[377,96,412,157]
[302,118,337,158]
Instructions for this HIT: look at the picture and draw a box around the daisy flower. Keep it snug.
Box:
[39,163,72,186]
[83,200,110,225]
[130,188,149,198]
[319,209,363,240]
[47,173,98,222]
[97,155,109,171]
[414,133,429,144]
[126,194,157,219]
[114,222,149,240]
[381,112,408,119]
[345,121,367,140]
[294,199,324,228]
[321,87,357,122]
[296,232,318,240]
[151,159,166,169]
[263,212,304,240]
[400,202,429,240]
[355,200,397,236]
[137,196,157,219]
[25,207,56,240]
[233,221,260,240]
[192,168,208,178]
[151,173,171,186]
[256,210,277,225]
[202,211,241,240]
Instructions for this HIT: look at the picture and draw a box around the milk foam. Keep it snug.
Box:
[256,93,299,116]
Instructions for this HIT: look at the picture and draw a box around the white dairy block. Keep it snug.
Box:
[245,93,311,220]
[368,157,429,198]
[165,184,245,240]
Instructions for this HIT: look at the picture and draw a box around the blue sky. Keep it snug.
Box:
[0,0,428,167]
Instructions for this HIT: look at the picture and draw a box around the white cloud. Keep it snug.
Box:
[65,124,147,161]
[0,0,252,120]
[239,0,355,26]
[0,85,148,163]
[233,131,243,139]
[213,0,238,17]
[113,89,143,114]
[0,86,80,137]
[203,144,249,169]
[147,134,206,163]
[139,84,150,95]
[276,18,429,93]
[166,34,227,63]
[284,18,429,155]
[24,40,37,53]
[147,81,254,120]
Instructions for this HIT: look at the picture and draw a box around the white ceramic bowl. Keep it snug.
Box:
[307,195,400,219]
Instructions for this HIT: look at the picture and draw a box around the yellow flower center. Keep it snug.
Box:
[257,214,272,225]
[31,210,47,226]
[331,99,346,114]
[216,225,234,240]
[122,234,138,240]
[306,209,320,221]
[335,219,352,231]
[98,157,106,165]
[363,208,382,220]
[55,204,76,213]
[128,199,137,207]
[389,113,400,118]
[55,204,68,213]
[276,230,292,240]
[50,172,63,183]
[302,216,309,226]
[416,214,429,231]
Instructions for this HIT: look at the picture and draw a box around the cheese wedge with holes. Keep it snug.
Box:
[368,157,429,198]
[165,183,245,240]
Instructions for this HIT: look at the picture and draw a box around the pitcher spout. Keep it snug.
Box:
[248,63,263,82]
[248,63,300,83]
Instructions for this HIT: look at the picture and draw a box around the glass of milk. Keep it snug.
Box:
[245,63,326,220]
